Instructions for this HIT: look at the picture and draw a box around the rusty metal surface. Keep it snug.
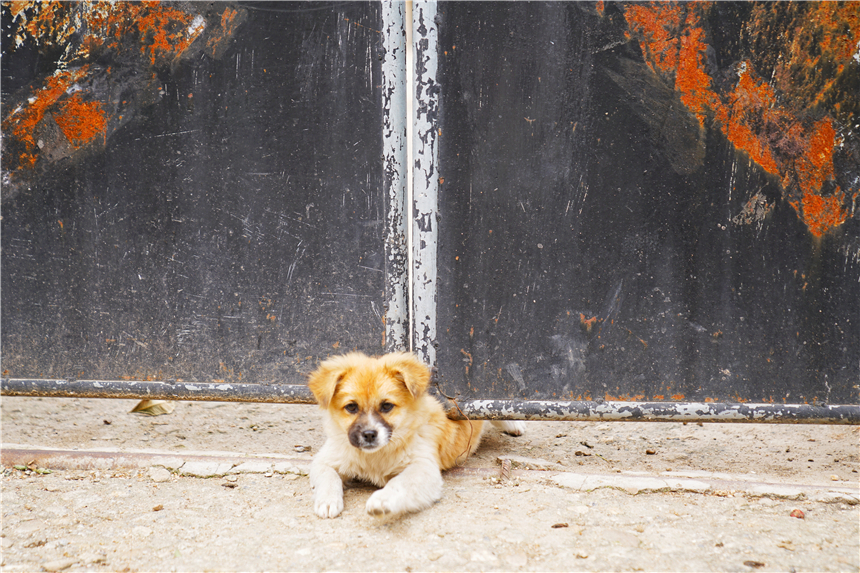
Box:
[430,2,859,405]
[1,2,400,384]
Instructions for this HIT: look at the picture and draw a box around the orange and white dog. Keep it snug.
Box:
[308,352,524,518]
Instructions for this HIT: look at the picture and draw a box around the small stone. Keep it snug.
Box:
[148,467,171,483]
[789,509,805,519]
[224,475,239,483]
[152,504,164,512]
[574,550,589,559]
[646,449,657,455]
[41,559,76,571]
[551,523,568,529]
[830,475,840,481]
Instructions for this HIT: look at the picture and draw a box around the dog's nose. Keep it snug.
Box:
[362,429,378,443]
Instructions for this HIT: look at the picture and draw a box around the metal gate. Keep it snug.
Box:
[3,1,859,424]
[413,1,859,423]
[1,1,407,395]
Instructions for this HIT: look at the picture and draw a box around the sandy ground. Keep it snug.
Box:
[2,397,859,572]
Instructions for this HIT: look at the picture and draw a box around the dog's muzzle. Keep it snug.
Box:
[348,413,392,451]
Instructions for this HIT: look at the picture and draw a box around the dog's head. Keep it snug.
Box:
[308,352,431,452]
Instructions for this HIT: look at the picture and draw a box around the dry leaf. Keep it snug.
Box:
[130,400,176,416]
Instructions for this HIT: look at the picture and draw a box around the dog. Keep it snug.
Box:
[307,351,525,518]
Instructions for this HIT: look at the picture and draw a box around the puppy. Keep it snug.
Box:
[308,351,524,518]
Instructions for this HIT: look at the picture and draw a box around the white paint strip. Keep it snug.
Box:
[381,1,409,352]
[411,1,439,366]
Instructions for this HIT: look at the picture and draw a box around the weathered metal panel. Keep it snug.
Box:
[1,2,403,384]
[431,2,859,405]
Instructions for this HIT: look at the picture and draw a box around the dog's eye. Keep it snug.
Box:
[379,401,395,413]
[344,403,359,414]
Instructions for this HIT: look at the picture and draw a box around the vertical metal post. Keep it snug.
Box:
[381,1,410,352]
[411,1,439,366]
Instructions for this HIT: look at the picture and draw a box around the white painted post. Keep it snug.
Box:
[381,1,409,352]
[411,1,439,366]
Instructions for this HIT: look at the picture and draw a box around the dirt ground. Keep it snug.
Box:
[2,397,859,572]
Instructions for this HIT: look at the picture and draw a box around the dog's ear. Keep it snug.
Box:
[383,352,431,397]
[308,354,356,408]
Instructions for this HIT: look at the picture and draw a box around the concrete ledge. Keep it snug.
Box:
[3,445,856,504]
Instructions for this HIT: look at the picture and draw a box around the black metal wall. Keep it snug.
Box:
[3,1,859,421]
[2,2,392,384]
[432,2,859,405]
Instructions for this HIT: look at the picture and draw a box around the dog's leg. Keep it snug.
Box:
[365,456,443,517]
[309,454,345,519]
[491,420,526,436]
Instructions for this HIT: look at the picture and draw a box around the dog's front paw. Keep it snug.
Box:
[314,496,344,519]
[492,420,526,436]
[366,488,400,517]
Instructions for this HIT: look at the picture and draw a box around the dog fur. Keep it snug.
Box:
[307,351,524,518]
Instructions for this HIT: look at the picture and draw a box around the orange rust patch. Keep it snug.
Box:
[714,65,780,175]
[671,394,685,401]
[675,10,719,128]
[595,0,605,17]
[799,190,852,239]
[2,68,87,147]
[54,94,107,148]
[623,2,855,238]
[2,2,241,186]
[604,393,647,402]
[579,313,598,332]
[206,7,240,57]
[624,3,682,76]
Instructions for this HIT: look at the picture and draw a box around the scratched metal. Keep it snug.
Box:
[1,3,401,384]
[430,2,859,405]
